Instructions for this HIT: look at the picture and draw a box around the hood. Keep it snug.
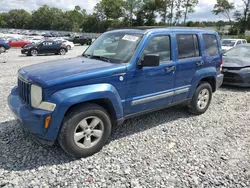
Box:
[18,56,127,87]
[23,44,36,48]
[222,56,250,68]
[221,46,232,51]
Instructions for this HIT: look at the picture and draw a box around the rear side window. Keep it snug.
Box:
[203,34,219,56]
[176,34,200,59]
[236,40,242,45]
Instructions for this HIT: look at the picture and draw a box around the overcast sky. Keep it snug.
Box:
[0,0,243,21]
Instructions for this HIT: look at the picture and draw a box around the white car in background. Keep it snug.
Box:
[24,36,43,44]
[55,39,74,50]
[221,39,247,52]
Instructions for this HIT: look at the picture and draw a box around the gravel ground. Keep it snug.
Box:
[0,47,250,188]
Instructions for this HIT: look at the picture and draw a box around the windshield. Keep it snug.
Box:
[83,32,143,63]
[224,45,250,57]
[221,39,236,47]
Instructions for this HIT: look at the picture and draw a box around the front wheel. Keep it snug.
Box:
[58,104,112,158]
[29,49,38,56]
[188,82,212,115]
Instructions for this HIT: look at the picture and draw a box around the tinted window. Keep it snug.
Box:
[143,35,171,62]
[203,34,219,56]
[176,34,200,59]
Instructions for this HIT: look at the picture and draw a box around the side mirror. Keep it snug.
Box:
[139,54,160,67]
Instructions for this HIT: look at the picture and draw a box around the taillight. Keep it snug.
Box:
[220,58,223,73]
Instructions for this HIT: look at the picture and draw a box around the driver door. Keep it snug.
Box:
[125,34,176,116]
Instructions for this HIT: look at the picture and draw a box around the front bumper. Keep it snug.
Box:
[216,74,224,89]
[8,87,54,144]
[21,49,29,54]
[222,69,250,87]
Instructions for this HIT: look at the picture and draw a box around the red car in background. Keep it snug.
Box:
[9,39,31,48]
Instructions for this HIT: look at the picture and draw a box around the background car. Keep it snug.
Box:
[9,38,32,48]
[0,40,11,52]
[68,35,92,45]
[221,39,247,53]
[55,39,74,50]
[222,44,250,87]
[21,40,68,56]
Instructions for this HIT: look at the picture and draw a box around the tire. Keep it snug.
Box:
[55,53,59,55]
[59,48,66,55]
[0,46,6,53]
[66,45,71,50]
[58,103,112,158]
[188,82,212,115]
[30,49,38,56]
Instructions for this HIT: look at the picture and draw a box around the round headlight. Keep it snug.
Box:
[31,84,42,107]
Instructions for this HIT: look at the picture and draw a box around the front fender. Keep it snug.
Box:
[188,67,217,98]
[45,83,123,141]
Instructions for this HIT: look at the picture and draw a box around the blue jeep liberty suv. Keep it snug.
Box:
[8,28,224,158]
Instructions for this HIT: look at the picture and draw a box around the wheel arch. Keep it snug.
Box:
[45,83,124,141]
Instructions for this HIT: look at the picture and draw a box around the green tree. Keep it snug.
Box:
[174,0,184,25]
[65,6,87,32]
[123,0,142,25]
[94,0,124,20]
[3,9,31,29]
[157,0,169,25]
[134,0,159,26]
[241,0,250,32]
[31,5,53,30]
[0,15,7,28]
[186,21,194,27]
[183,0,198,24]
[212,0,235,27]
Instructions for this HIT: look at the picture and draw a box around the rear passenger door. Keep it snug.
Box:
[173,34,203,103]
[202,34,221,75]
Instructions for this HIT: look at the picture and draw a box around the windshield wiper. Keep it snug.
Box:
[90,55,110,62]
[82,53,91,58]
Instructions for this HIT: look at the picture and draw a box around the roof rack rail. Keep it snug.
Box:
[109,26,215,30]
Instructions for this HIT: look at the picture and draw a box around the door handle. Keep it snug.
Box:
[165,66,176,72]
[196,61,204,66]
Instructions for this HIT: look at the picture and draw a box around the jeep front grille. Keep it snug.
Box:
[18,78,31,105]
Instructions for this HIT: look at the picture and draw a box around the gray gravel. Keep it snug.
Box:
[1,47,250,188]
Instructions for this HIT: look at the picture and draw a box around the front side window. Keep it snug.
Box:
[177,34,200,59]
[203,34,219,56]
[83,32,143,63]
[142,35,171,62]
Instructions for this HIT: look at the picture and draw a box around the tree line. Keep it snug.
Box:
[0,0,198,33]
[212,0,250,34]
[0,0,249,34]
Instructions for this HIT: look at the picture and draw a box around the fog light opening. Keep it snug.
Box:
[45,116,51,129]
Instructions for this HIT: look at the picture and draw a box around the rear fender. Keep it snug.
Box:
[45,83,123,141]
[188,67,217,98]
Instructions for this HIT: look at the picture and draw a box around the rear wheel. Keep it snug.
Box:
[58,104,112,158]
[66,45,71,50]
[59,48,66,55]
[188,82,212,115]
[0,46,6,53]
